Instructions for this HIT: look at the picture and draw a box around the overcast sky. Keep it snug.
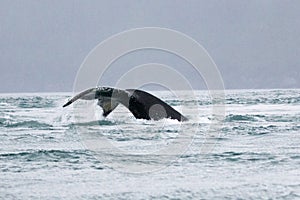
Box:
[1,0,299,92]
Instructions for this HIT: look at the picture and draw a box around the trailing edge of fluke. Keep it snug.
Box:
[63,87,188,122]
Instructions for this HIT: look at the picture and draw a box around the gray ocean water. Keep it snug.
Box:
[0,89,299,199]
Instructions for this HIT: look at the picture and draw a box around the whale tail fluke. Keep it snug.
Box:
[63,87,188,122]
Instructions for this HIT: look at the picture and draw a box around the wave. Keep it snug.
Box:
[0,120,53,129]
[67,120,118,127]
[0,149,105,173]
[225,114,265,122]
[166,99,212,106]
[0,149,92,162]
[226,89,300,105]
[182,151,279,163]
[226,113,300,124]
[226,97,300,105]
[211,151,279,163]
[1,149,80,157]
[264,115,300,123]
[0,96,56,108]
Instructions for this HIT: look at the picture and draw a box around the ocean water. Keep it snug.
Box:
[0,89,299,199]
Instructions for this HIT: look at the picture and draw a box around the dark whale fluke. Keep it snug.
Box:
[63,87,188,122]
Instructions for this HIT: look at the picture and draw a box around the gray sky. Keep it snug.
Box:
[1,0,299,92]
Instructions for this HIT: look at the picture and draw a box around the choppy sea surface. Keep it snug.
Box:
[0,89,299,199]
